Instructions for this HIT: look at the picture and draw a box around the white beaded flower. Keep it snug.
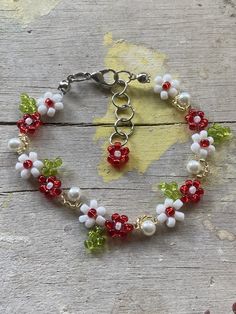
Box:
[79,199,106,228]
[37,91,63,117]
[156,198,184,228]
[15,152,43,179]
[191,130,215,159]
[154,74,180,100]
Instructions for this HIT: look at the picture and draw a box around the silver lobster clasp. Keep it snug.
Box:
[90,69,119,87]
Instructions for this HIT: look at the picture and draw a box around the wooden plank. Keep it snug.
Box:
[0,1,235,124]
[1,122,236,313]
[0,0,236,313]
[2,123,235,191]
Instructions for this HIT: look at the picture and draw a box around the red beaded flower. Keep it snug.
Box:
[107,141,129,168]
[185,109,208,131]
[17,113,42,134]
[38,175,62,198]
[105,213,134,238]
[180,179,204,203]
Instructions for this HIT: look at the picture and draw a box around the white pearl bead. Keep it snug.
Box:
[25,117,33,125]
[186,160,201,174]
[8,138,21,151]
[177,92,191,106]
[193,115,201,123]
[68,187,81,201]
[189,186,197,194]
[141,220,156,236]
[179,91,191,101]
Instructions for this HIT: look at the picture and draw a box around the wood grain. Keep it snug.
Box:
[0,0,236,313]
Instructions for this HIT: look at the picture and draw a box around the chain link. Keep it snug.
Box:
[58,72,91,94]
[112,92,130,109]
[114,118,134,137]
[109,131,128,146]
[115,106,135,121]
[109,79,135,146]
[58,69,151,146]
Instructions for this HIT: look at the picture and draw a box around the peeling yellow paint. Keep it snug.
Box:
[94,124,188,182]
[217,229,235,241]
[103,32,113,46]
[0,0,61,25]
[0,193,13,209]
[203,219,235,242]
[94,34,187,182]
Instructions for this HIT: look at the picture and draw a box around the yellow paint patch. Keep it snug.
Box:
[0,193,13,209]
[94,124,188,182]
[94,34,188,182]
[103,32,113,46]
[217,229,235,241]
[0,0,61,25]
[203,219,235,242]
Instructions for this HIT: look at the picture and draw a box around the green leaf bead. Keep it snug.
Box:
[208,123,232,144]
[50,169,58,176]
[96,237,105,247]
[88,230,96,238]
[84,226,106,251]
[42,157,63,177]
[54,157,63,167]
[43,159,50,166]
[49,161,54,168]
[84,240,94,250]
[158,182,182,201]
[19,93,37,114]
[42,168,51,176]
[96,226,104,236]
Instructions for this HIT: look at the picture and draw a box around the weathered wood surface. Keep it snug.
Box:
[0,1,236,313]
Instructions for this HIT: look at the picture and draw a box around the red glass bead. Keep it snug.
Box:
[47,176,56,182]
[45,98,54,107]
[162,81,171,90]
[38,175,62,198]
[50,188,62,197]
[180,185,189,194]
[181,196,189,203]
[179,179,204,203]
[185,109,208,131]
[114,142,122,149]
[31,113,40,120]
[87,208,97,218]
[120,215,128,223]
[200,139,210,147]
[53,180,61,188]
[23,159,33,169]
[197,188,204,195]
[193,180,201,188]
[185,180,194,188]
[17,113,42,135]
[232,302,236,313]
[107,142,129,168]
[111,213,120,221]
[198,111,204,118]
[104,220,113,230]
[199,118,208,129]
[165,207,175,217]
[191,194,200,202]
[123,223,134,232]
[105,213,133,238]
[39,185,47,193]
[38,175,46,184]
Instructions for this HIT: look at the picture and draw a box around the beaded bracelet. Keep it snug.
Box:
[8,69,232,252]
